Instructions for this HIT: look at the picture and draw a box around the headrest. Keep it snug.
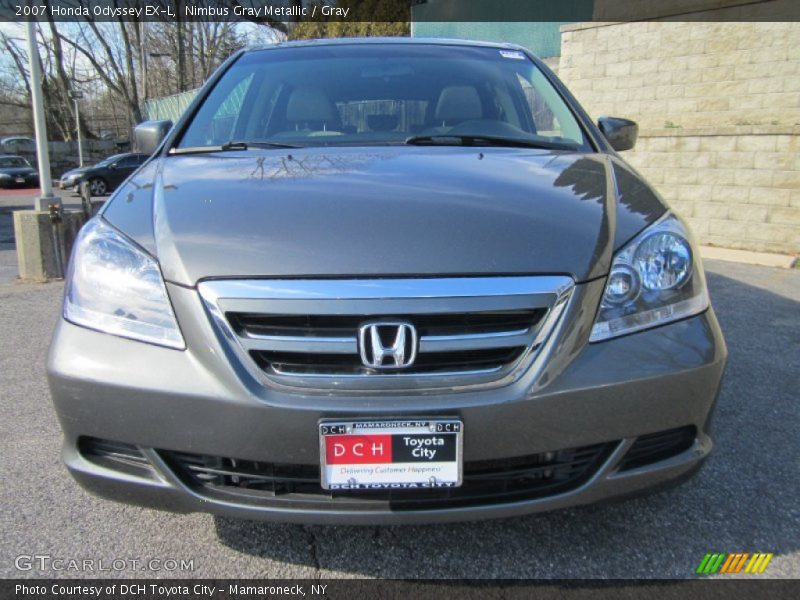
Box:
[367,114,399,131]
[435,86,482,122]
[286,88,338,123]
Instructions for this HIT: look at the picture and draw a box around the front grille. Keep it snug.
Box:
[199,277,573,392]
[78,437,156,480]
[249,330,531,376]
[233,308,545,378]
[618,426,697,471]
[161,442,615,511]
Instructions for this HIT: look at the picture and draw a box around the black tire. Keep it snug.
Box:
[88,177,107,196]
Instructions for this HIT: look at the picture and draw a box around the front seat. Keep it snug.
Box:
[434,85,483,128]
[283,87,342,134]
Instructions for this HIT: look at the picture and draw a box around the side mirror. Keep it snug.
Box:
[598,116,638,152]
[134,120,173,155]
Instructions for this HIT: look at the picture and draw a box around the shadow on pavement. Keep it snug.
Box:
[0,202,31,245]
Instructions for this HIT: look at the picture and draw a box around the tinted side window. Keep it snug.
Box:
[117,156,138,168]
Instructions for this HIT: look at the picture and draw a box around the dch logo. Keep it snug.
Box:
[326,435,393,464]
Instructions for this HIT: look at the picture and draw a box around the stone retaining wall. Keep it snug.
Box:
[557,17,800,254]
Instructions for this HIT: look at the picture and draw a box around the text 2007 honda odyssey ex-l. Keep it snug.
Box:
[47,39,727,524]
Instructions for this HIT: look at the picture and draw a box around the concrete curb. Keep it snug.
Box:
[700,245,798,269]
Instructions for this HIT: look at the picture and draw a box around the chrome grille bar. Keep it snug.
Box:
[239,335,357,354]
[239,328,536,354]
[419,328,533,353]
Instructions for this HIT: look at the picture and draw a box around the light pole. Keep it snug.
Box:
[140,20,147,108]
[25,20,57,210]
[69,89,84,167]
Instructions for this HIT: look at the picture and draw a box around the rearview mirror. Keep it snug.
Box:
[134,120,173,155]
[598,117,638,152]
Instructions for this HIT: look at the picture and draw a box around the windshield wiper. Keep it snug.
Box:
[171,140,300,155]
[404,134,576,151]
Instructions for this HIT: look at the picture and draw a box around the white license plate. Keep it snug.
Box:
[319,419,463,491]
[15,178,24,183]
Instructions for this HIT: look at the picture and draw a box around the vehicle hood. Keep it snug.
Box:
[0,167,36,176]
[61,167,90,179]
[103,146,667,286]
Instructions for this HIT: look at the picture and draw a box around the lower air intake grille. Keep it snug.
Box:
[618,426,697,471]
[161,442,615,511]
[78,437,156,480]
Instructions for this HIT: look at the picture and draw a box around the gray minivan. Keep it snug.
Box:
[47,38,726,524]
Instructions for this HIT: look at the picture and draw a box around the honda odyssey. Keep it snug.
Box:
[47,39,727,524]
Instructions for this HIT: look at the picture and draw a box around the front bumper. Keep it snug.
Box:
[47,280,727,525]
[0,176,38,188]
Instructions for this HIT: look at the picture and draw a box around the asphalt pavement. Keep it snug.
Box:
[0,192,798,578]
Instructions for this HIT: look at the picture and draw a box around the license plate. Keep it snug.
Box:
[15,178,24,183]
[319,419,463,491]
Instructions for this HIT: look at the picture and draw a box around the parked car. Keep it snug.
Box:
[59,152,149,196]
[0,154,39,188]
[48,38,727,525]
[58,165,93,193]
[0,136,36,155]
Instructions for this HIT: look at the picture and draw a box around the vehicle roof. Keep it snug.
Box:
[102,152,145,159]
[247,36,529,54]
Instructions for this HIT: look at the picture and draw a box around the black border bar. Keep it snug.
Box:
[4,579,800,600]
[1,0,800,23]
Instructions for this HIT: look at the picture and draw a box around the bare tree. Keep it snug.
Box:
[56,19,144,125]
[0,8,283,139]
[145,20,252,98]
[0,24,86,140]
[44,17,89,141]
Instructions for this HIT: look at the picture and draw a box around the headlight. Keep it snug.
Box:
[63,218,185,349]
[590,213,709,342]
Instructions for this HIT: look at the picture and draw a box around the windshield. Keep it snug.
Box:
[178,44,589,151]
[0,156,30,168]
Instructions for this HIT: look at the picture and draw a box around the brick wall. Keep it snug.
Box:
[557,18,800,255]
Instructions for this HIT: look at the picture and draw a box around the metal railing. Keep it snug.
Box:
[144,89,199,122]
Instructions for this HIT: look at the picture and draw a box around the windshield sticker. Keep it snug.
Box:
[500,50,526,60]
